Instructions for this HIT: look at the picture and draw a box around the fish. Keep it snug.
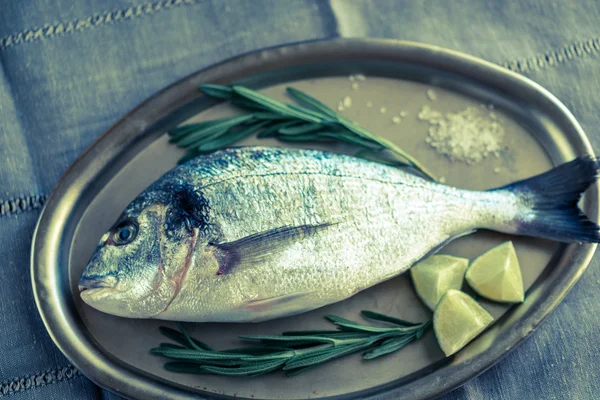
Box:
[78,146,600,322]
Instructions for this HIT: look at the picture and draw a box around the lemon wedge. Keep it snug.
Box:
[433,289,494,356]
[465,241,524,303]
[410,255,469,311]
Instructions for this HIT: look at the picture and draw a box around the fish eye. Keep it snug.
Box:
[112,220,138,246]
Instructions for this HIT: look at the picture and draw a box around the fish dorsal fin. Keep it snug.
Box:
[212,223,334,275]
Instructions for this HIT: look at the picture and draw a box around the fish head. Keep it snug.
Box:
[79,187,201,318]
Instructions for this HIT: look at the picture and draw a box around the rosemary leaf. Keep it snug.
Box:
[173,114,254,148]
[151,347,247,361]
[272,133,333,143]
[283,342,373,370]
[165,360,244,372]
[199,84,234,99]
[363,336,415,360]
[198,359,287,376]
[221,346,291,355]
[256,120,301,138]
[319,132,382,150]
[182,127,230,150]
[285,87,339,119]
[354,148,396,163]
[197,121,269,153]
[253,112,291,120]
[177,322,213,351]
[168,122,216,142]
[316,332,373,340]
[326,315,422,334]
[285,345,337,363]
[281,330,340,336]
[159,326,213,351]
[233,86,323,123]
[158,327,193,348]
[286,103,333,122]
[282,331,372,340]
[336,114,436,180]
[238,334,337,345]
[196,359,247,367]
[238,352,296,362]
[232,97,269,112]
[168,118,244,142]
[278,122,324,135]
[360,310,422,327]
[415,322,432,339]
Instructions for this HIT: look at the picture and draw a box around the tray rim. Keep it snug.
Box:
[30,38,598,400]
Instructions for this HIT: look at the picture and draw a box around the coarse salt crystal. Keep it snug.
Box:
[421,105,505,165]
[418,105,443,121]
[352,83,359,90]
[494,167,501,173]
[366,101,373,108]
[349,75,355,82]
[355,74,366,81]
[392,116,401,124]
[439,177,446,183]
[400,111,408,117]
[427,89,437,101]
[343,96,352,108]
[380,107,387,114]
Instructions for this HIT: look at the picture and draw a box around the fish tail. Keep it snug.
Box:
[496,156,600,243]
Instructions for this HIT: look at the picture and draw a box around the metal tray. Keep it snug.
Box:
[31,39,597,400]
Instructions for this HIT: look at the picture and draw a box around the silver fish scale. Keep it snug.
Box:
[160,147,415,190]
[159,147,519,322]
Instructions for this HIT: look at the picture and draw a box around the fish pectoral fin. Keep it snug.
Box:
[212,222,334,275]
[243,292,316,313]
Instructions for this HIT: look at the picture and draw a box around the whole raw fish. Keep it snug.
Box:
[79,147,600,322]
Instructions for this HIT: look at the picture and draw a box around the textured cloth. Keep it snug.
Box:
[0,0,598,398]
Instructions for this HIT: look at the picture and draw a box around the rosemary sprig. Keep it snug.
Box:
[168,84,436,180]
[151,311,431,377]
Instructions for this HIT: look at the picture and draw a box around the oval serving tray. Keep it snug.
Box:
[32,39,597,400]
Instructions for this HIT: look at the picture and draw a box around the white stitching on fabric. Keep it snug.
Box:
[0,194,48,217]
[502,36,600,74]
[0,365,80,396]
[0,0,205,50]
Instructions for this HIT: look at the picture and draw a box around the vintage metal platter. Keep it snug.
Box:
[31,39,597,400]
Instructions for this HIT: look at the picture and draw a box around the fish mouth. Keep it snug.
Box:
[78,275,118,293]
